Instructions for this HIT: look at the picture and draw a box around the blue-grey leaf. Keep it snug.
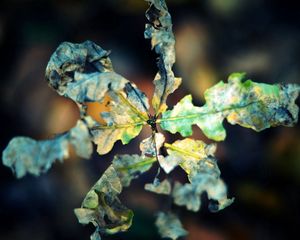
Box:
[46,40,113,95]
[155,211,187,240]
[2,120,92,178]
[140,132,165,157]
[112,154,156,187]
[145,0,181,114]
[173,157,233,212]
[145,179,171,195]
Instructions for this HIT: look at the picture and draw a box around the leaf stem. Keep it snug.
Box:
[157,101,260,123]
[91,121,146,130]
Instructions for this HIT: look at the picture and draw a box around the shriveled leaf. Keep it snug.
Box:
[160,73,300,140]
[164,138,217,174]
[145,179,171,195]
[172,157,233,212]
[2,120,92,178]
[70,120,94,158]
[93,165,122,195]
[190,171,234,212]
[62,71,128,103]
[173,181,200,212]
[46,40,115,97]
[140,132,165,157]
[206,179,235,212]
[46,40,128,105]
[74,165,133,239]
[90,82,150,155]
[155,211,187,240]
[145,0,181,114]
[112,154,156,187]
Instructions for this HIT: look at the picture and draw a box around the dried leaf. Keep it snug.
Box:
[74,165,133,238]
[46,40,128,106]
[90,82,150,155]
[62,71,128,103]
[46,40,115,97]
[145,0,181,114]
[145,179,171,195]
[2,120,92,178]
[155,211,187,240]
[70,120,94,158]
[160,73,300,141]
[172,181,200,212]
[172,157,233,212]
[112,154,156,187]
[140,132,165,157]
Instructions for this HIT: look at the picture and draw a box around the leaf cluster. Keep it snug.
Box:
[2,0,300,239]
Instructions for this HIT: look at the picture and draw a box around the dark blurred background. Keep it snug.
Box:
[0,0,299,239]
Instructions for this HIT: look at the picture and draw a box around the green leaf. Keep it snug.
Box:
[160,73,300,141]
[145,0,181,114]
[74,165,133,238]
[145,179,171,195]
[172,157,233,212]
[164,138,217,174]
[155,211,187,240]
[159,94,226,140]
[90,82,150,155]
[112,154,156,187]
[2,120,92,178]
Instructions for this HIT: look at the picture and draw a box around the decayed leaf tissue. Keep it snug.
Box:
[2,0,300,239]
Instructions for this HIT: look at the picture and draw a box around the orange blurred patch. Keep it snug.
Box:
[84,95,111,124]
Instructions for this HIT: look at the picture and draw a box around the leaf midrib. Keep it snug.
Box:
[157,101,260,123]
[164,143,202,159]
[116,157,156,171]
